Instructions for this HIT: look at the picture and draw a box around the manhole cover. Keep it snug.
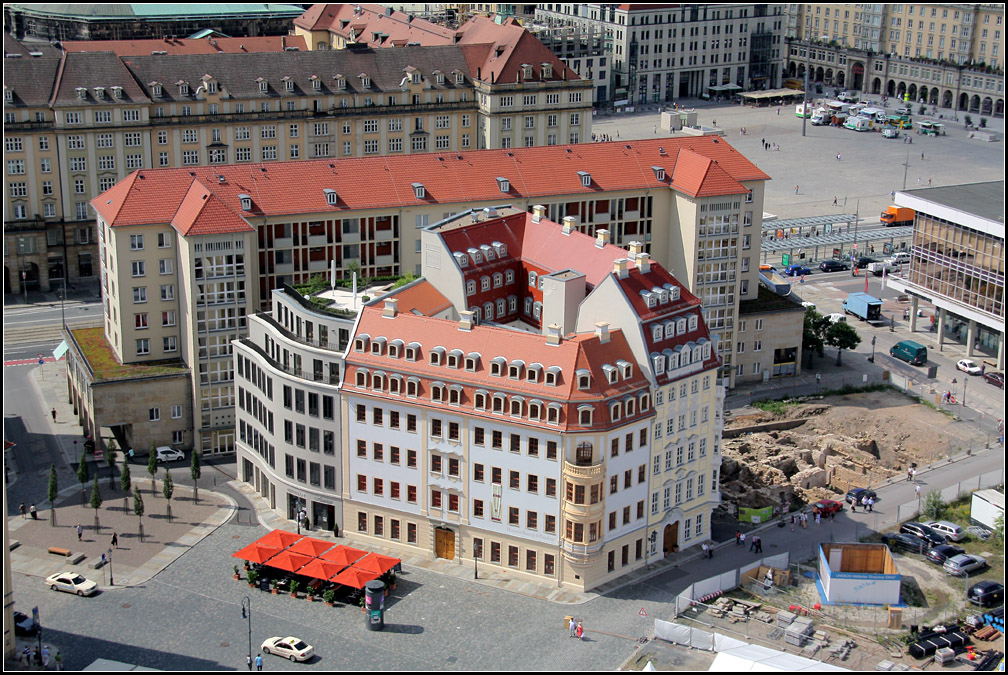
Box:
[121,603,131,609]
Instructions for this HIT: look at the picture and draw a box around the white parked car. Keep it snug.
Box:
[801,301,817,310]
[261,636,314,662]
[956,359,982,375]
[888,252,911,264]
[828,313,847,324]
[155,446,184,463]
[45,572,98,596]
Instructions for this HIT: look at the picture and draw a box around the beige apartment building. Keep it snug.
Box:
[785,3,1004,116]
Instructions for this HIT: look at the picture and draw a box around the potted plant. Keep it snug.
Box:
[306,585,316,602]
[323,588,336,607]
[233,564,241,581]
[289,579,301,598]
[246,569,259,588]
[271,580,279,595]
[387,572,397,591]
[359,594,366,613]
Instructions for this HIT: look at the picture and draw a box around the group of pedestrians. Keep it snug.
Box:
[18,502,37,519]
[761,138,780,151]
[849,495,875,513]
[567,617,585,640]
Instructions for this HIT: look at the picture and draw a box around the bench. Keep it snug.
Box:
[48,546,71,557]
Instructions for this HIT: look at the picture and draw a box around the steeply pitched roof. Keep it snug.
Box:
[2,54,61,106]
[92,138,769,227]
[294,3,457,43]
[61,35,307,56]
[455,16,578,84]
[51,51,149,106]
[171,180,255,237]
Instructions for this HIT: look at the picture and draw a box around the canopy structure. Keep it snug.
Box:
[255,529,302,550]
[232,543,282,564]
[298,559,345,582]
[265,550,313,574]
[288,536,336,558]
[352,552,401,576]
[332,567,381,589]
[321,545,368,567]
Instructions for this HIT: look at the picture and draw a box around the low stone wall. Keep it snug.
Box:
[723,419,808,439]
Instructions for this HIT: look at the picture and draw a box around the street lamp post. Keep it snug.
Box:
[241,596,252,671]
[962,377,967,407]
[869,335,876,363]
[107,548,114,586]
[474,547,479,580]
[902,150,911,190]
[18,237,28,303]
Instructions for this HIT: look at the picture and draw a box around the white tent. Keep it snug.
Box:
[709,644,848,671]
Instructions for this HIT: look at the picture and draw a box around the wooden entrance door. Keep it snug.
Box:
[434,527,455,560]
[663,522,679,555]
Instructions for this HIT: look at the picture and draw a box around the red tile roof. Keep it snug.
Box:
[92,138,769,227]
[170,180,255,237]
[61,35,307,56]
[346,295,652,432]
[384,279,453,316]
[294,4,457,43]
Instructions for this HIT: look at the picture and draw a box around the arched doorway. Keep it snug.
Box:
[815,66,824,83]
[663,522,679,555]
[434,526,455,559]
[981,97,993,115]
[995,99,1004,117]
[850,62,864,91]
[872,77,881,94]
[942,90,953,108]
[959,92,969,110]
[918,86,927,104]
[908,84,918,101]
[836,70,845,87]
[887,80,896,97]
[970,94,980,112]
[928,89,939,105]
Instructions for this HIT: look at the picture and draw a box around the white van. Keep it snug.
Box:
[925,520,966,542]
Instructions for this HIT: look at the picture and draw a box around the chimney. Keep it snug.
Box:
[595,322,610,344]
[628,241,644,257]
[382,298,398,318]
[545,323,562,346]
[562,216,577,234]
[613,258,629,279]
[458,310,474,332]
[595,228,610,248]
[532,204,546,223]
[635,252,651,274]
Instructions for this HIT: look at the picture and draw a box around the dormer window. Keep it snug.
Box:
[412,182,425,199]
[473,391,487,410]
[206,80,217,94]
[703,342,712,359]
[448,386,462,405]
[492,394,506,414]
[577,170,592,187]
[3,88,11,103]
[335,75,347,90]
[177,81,190,95]
[541,63,553,79]
[283,77,294,92]
[547,403,561,424]
[639,393,650,411]
[496,176,510,193]
[528,401,542,421]
[521,63,532,79]
[355,369,368,387]
[324,188,338,205]
[370,337,385,355]
[490,357,506,377]
[652,166,666,181]
[578,405,593,426]
[652,354,665,373]
[406,377,419,397]
[446,349,462,369]
[576,368,591,390]
[665,284,680,301]
[257,78,268,93]
[454,252,469,268]
[677,318,687,334]
[509,397,523,417]
[688,314,698,331]
[405,343,419,361]
[389,374,402,394]
[469,248,482,264]
[354,334,370,352]
[434,71,444,84]
[150,82,162,98]
[311,76,321,90]
[388,339,402,358]
[609,402,622,422]
[465,353,479,371]
[651,325,663,341]
[238,194,252,211]
[430,382,445,402]
[93,86,105,99]
[75,87,87,100]
[618,360,633,379]
[411,71,421,84]
[372,372,385,391]
[359,73,371,89]
[527,363,542,383]
[508,361,524,380]
[545,366,561,386]
[429,346,445,366]
[602,364,618,384]
[454,70,464,84]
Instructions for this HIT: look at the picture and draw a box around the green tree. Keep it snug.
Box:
[162,469,174,522]
[47,463,58,527]
[923,489,946,520]
[825,321,862,365]
[104,439,117,489]
[76,453,90,506]
[147,443,158,494]
[992,512,1004,546]
[133,491,145,543]
[90,476,103,531]
[190,450,202,504]
[392,272,419,289]
[802,308,828,367]
[120,457,132,513]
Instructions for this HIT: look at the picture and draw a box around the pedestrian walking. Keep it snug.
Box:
[830,509,835,521]
[801,512,808,529]
[836,152,841,161]
[247,655,252,670]
[815,511,821,526]
[755,537,763,554]
[51,408,57,422]
[735,530,742,546]
[794,185,799,194]
[921,151,924,160]
[861,495,869,510]
[915,484,921,498]
[30,503,37,520]
[912,467,917,482]
[702,542,709,558]
[255,654,263,671]
[76,523,83,541]
[851,501,857,513]
[111,531,118,548]
[749,535,757,552]
[19,502,26,519]
[928,178,932,186]
[907,468,913,482]
[833,196,838,206]
[576,621,584,641]
[653,125,657,134]
[739,532,746,548]
[569,616,577,637]
[867,497,874,513]
[761,137,765,146]
[790,515,795,531]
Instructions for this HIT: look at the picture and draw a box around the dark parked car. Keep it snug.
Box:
[967,581,1005,607]
[845,488,877,505]
[983,371,1005,389]
[819,260,850,273]
[881,532,927,554]
[900,522,946,547]
[14,611,39,637]
[926,544,966,565]
[784,265,811,277]
[813,499,843,516]
[854,256,878,269]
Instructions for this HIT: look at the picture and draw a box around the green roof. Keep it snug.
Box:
[71,327,189,381]
[9,4,304,20]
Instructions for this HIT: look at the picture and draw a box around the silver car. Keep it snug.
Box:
[943,554,987,577]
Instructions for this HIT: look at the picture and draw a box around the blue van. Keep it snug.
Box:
[890,340,927,365]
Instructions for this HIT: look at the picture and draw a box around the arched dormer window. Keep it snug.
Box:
[473,390,488,410]
[491,394,506,414]
[546,403,561,424]
[509,397,523,417]
[575,368,591,390]
[355,368,369,387]
[429,346,445,366]
[609,401,622,422]
[490,357,506,377]
[577,405,593,426]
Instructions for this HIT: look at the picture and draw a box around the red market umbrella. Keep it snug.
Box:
[288,537,335,558]
[232,543,282,564]
[331,567,380,589]
[351,552,400,576]
[320,545,367,567]
[255,530,302,550]
[298,559,344,582]
[264,550,312,574]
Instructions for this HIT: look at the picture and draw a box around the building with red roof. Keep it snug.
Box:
[232,204,723,591]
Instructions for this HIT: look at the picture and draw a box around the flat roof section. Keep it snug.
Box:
[902,181,1004,225]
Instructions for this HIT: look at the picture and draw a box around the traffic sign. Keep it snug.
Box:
[639,608,648,617]
[781,253,790,266]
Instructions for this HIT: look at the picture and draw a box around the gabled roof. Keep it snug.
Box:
[171,180,255,237]
[91,138,769,227]
[455,15,578,85]
[50,51,148,106]
[383,278,453,316]
[2,54,60,107]
[294,3,457,43]
[61,35,307,56]
[668,146,751,198]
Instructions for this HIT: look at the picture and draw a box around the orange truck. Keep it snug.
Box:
[881,206,915,227]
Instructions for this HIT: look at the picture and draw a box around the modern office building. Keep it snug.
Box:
[235,205,723,591]
[887,181,1004,369]
[784,3,1004,116]
[534,3,787,104]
